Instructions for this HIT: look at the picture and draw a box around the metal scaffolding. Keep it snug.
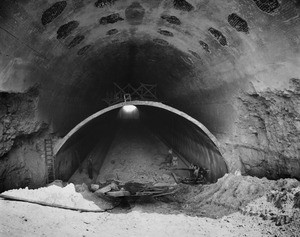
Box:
[103,83,158,105]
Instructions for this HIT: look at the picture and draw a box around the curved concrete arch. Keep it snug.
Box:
[54,100,222,155]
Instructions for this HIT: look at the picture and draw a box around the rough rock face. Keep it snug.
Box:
[226,78,300,179]
[0,87,47,157]
[0,134,47,192]
[167,173,299,219]
[0,87,49,192]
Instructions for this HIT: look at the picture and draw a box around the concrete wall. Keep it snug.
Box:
[140,107,228,182]
[55,111,118,181]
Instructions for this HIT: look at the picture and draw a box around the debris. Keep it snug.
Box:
[294,191,300,208]
[96,184,113,194]
[106,190,130,197]
[0,193,105,212]
[91,180,179,198]
[46,180,65,188]
[90,184,100,192]
[170,165,208,184]
[171,172,179,184]
[241,185,300,226]
[75,183,88,193]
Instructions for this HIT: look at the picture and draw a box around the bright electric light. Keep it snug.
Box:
[122,105,137,113]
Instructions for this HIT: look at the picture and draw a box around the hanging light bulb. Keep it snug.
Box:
[122,105,137,113]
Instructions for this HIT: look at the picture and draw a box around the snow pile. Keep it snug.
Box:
[2,183,101,211]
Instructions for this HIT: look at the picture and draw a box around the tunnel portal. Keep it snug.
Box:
[0,0,299,194]
[54,101,228,185]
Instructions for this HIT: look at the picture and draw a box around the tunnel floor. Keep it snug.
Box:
[69,121,190,185]
[2,173,300,237]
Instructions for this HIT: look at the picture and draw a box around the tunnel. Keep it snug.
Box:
[0,0,299,192]
[1,1,300,236]
[54,101,228,184]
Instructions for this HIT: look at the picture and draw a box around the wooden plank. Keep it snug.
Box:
[106,191,131,197]
[0,194,106,212]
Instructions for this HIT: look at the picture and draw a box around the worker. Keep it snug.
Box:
[172,156,178,167]
[74,149,83,173]
[87,157,93,180]
[160,149,177,168]
[166,149,173,166]
[193,165,200,180]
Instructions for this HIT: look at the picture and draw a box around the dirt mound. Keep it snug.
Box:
[167,173,300,218]
[241,186,300,225]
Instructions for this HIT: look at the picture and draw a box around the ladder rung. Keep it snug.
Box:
[45,138,55,183]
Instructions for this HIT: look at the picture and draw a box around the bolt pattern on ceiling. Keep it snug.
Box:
[38,0,284,58]
[188,50,201,60]
[252,0,280,14]
[173,0,194,12]
[99,13,124,25]
[158,29,174,37]
[153,38,169,46]
[208,27,228,46]
[199,41,211,53]
[228,13,249,34]
[95,0,117,8]
[125,2,145,25]
[77,45,92,56]
[57,21,79,40]
[161,15,181,25]
[41,1,67,25]
[107,29,119,35]
[68,35,85,49]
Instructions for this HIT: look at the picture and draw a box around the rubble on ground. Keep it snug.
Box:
[162,173,300,219]
[241,186,300,226]
[90,180,178,198]
[1,173,300,236]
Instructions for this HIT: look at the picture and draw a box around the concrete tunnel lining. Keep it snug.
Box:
[54,100,228,183]
[54,100,222,155]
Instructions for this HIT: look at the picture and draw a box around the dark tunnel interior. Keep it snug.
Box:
[41,39,231,186]
[55,104,228,185]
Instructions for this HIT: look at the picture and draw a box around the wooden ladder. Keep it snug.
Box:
[44,138,55,183]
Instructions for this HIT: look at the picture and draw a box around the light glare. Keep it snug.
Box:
[122,105,137,113]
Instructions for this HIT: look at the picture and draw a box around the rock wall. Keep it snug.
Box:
[223,78,300,180]
[0,134,47,192]
[0,87,47,157]
[0,87,49,192]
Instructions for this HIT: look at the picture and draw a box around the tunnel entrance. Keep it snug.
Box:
[54,101,228,187]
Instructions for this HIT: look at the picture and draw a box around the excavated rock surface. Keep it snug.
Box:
[105,173,300,235]
[226,78,300,179]
[0,87,47,157]
[0,87,49,192]
[0,133,47,192]
[241,186,300,226]
[148,173,299,218]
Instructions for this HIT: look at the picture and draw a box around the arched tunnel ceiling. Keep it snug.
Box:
[0,0,300,136]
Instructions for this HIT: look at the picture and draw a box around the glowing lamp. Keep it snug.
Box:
[122,105,137,113]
